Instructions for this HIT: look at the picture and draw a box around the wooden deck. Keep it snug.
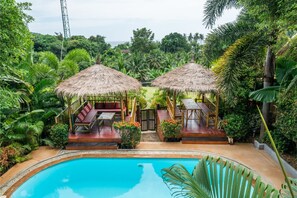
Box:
[67,125,121,150]
[157,110,228,144]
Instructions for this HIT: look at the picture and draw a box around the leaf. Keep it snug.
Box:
[249,86,280,102]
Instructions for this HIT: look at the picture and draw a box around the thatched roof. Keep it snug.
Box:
[152,62,218,93]
[56,64,141,97]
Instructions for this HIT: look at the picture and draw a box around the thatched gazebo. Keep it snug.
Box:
[56,64,141,131]
[152,62,219,128]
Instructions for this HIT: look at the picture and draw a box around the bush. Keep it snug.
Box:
[0,146,17,175]
[113,122,141,149]
[161,119,181,141]
[264,130,296,154]
[49,124,68,148]
[221,114,247,139]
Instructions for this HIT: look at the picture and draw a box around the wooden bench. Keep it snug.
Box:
[74,103,97,132]
[197,102,216,128]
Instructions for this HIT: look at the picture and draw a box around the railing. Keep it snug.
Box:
[55,99,80,124]
[130,97,137,122]
[166,96,174,119]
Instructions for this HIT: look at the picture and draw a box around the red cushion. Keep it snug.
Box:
[81,109,87,116]
[105,103,115,109]
[87,103,92,110]
[95,102,105,109]
[84,105,90,113]
[77,113,85,122]
[115,102,121,109]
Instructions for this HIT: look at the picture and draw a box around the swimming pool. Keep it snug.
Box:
[12,158,199,198]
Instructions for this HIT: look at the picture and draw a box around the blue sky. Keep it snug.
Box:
[22,0,240,42]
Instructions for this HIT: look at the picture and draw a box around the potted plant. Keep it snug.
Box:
[221,114,246,145]
[113,121,141,149]
[161,119,182,142]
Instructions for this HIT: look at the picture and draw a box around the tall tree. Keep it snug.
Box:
[130,28,157,53]
[160,32,190,53]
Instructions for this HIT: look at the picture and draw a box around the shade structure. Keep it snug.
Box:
[56,64,142,97]
[152,62,218,93]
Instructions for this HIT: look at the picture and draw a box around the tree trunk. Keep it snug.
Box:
[260,46,275,140]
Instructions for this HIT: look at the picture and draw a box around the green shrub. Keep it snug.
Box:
[221,114,247,139]
[113,122,141,149]
[264,130,296,154]
[49,124,68,148]
[161,119,181,141]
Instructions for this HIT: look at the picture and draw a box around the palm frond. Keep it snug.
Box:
[203,0,239,28]
[280,178,297,198]
[249,86,280,103]
[163,156,279,198]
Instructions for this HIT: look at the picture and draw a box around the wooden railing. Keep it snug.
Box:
[130,97,137,122]
[55,99,80,124]
[166,96,174,119]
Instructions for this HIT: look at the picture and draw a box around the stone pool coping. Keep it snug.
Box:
[1,149,268,197]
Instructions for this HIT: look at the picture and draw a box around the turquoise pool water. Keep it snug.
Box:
[12,158,199,198]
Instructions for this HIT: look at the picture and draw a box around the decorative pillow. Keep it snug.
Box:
[95,102,105,109]
[77,113,85,122]
[115,102,121,109]
[105,103,115,109]
[81,109,87,116]
[87,103,92,110]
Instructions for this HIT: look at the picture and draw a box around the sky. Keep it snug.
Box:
[22,0,240,42]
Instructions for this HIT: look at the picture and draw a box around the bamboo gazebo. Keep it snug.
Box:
[152,62,220,129]
[56,64,141,132]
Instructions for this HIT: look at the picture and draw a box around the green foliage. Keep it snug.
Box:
[58,59,79,80]
[130,28,157,53]
[32,33,63,58]
[64,49,92,70]
[161,120,181,141]
[274,89,297,147]
[49,124,68,148]
[221,114,247,139]
[161,32,190,53]
[36,51,59,70]
[113,122,141,149]
[0,0,32,73]
[162,155,280,198]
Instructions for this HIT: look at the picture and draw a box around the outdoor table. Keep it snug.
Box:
[181,99,201,127]
[97,112,116,132]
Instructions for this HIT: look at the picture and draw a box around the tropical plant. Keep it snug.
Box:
[49,124,68,148]
[63,49,92,70]
[221,114,246,139]
[162,155,280,198]
[161,119,181,141]
[113,121,141,149]
[203,0,297,140]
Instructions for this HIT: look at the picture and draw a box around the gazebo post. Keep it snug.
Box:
[125,91,129,116]
[120,96,125,122]
[172,91,176,119]
[67,97,73,133]
[215,93,220,129]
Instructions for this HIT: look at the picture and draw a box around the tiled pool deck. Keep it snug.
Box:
[0,143,287,196]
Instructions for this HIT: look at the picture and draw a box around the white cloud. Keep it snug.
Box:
[22,0,240,41]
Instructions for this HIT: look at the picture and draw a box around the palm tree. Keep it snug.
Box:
[203,0,297,140]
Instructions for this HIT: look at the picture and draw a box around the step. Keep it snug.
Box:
[182,137,228,144]
[66,142,118,150]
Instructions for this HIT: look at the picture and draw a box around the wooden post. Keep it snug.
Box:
[172,91,176,119]
[125,91,129,116]
[120,96,125,121]
[67,97,73,133]
[215,93,219,129]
